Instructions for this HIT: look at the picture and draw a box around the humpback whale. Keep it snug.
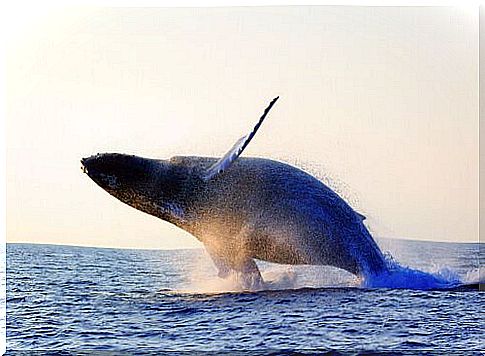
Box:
[81,97,389,289]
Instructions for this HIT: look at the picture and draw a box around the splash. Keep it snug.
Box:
[462,267,481,285]
[180,264,302,294]
[361,255,462,290]
[175,243,477,294]
[179,256,361,294]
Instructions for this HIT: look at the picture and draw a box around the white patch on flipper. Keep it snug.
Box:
[203,96,279,181]
[205,135,248,178]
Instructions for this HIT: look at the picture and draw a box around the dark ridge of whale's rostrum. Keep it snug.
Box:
[81,97,388,290]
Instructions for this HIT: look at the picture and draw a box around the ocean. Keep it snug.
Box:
[6,240,484,354]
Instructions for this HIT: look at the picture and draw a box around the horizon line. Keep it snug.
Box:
[5,237,482,252]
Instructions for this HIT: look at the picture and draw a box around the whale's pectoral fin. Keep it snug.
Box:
[205,246,264,290]
[205,248,232,279]
[203,96,279,181]
[235,258,264,291]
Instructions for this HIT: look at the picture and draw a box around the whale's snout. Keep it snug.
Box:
[80,157,90,174]
[80,153,125,190]
[81,153,160,194]
[81,155,103,176]
[81,152,171,216]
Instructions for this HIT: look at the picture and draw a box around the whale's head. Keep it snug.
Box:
[81,153,194,223]
[81,153,165,201]
[80,98,279,229]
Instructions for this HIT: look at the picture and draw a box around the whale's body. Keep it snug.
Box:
[82,153,388,288]
[81,97,390,289]
[175,156,386,277]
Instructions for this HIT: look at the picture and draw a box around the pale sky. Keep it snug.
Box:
[6,6,478,249]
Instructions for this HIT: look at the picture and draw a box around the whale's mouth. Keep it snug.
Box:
[81,164,88,174]
[80,158,89,174]
[81,159,119,189]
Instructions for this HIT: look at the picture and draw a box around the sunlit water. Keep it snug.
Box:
[7,240,484,353]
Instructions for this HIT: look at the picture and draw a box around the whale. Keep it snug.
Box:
[81,97,390,289]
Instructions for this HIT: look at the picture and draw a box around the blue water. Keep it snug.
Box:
[6,240,484,353]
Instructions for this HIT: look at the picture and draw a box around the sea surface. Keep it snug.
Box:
[6,240,484,354]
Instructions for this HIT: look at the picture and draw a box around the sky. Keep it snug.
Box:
[6,6,478,249]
